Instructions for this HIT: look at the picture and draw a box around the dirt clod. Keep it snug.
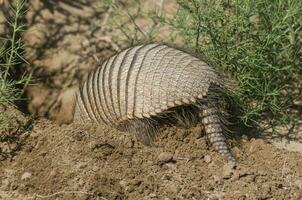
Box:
[158,152,174,164]
[204,155,212,163]
[20,172,31,180]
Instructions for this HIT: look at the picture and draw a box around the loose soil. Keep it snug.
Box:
[1,116,302,200]
[1,1,302,200]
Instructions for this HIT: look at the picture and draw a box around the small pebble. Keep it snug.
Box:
[241,135,248,142]
[158,152,174,164]
[204,155,212,163]
[165,182,180,194]
[119,180,127,188]
[149,193,157,198]
[21,172,32,180]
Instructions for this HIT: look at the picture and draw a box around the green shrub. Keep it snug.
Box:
[0,0,29,130]
[101,0,302,132]
[169,0,302,130]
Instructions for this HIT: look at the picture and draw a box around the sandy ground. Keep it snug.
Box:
[1,115,302,200]
[1,1,302,200]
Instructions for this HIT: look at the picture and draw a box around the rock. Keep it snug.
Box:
[21,172,32,180]
[149,193,157,198]
[241,135,248,142]
[119,180,127,188]
[165,182,180,194]
[158,152,174,164]
[204,155,212,163]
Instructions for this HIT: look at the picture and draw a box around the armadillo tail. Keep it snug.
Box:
[201,101,235,162]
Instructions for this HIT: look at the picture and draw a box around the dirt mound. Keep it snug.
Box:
[1,118,302,200]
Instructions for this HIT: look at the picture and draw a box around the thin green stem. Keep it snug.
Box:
[4,1,21,82]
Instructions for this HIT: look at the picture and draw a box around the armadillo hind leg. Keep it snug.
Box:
[158,105,200,128]
[118,118,159,146]
[171,105,200,128]
[200,102,235,162]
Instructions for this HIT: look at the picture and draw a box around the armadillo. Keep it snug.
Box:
[73,43,235,161]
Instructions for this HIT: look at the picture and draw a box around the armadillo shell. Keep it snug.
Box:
[74,43,222,125]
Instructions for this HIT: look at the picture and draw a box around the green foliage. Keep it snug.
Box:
[169,0,302,129]
[0,0,29,129]
[102,0,301,131]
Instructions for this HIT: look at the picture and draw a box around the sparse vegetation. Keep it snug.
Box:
[170,0,302,130]
[0,0,29,131]
[103,0,166,45]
